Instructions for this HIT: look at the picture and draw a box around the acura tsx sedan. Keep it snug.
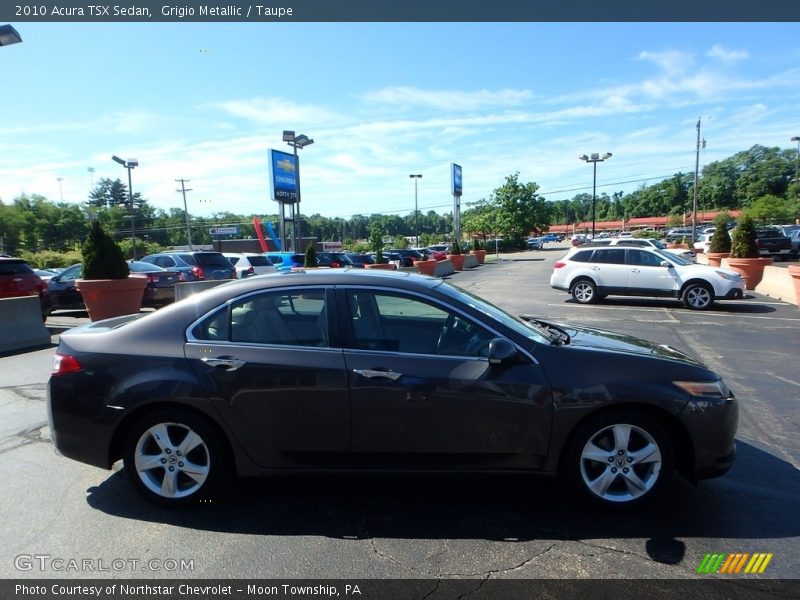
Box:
[48,269,737,508]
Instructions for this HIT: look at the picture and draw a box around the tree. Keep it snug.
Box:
[729,215,759,258]
[461,197,498,242]
[745,194,799,224]
[490,173,548,246]
[709,213,732,253]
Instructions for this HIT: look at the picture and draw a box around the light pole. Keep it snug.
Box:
[579,152,612,239]
[792,136,800,182]
[282,130,314,251]
[409,174,422,247]
[176,178,193,249]
[112,155,139,260]
[0,24,22,47]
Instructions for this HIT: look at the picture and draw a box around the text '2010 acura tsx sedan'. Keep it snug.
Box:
[47,269,737,508]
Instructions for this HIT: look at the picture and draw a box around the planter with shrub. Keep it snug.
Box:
[470,239,487,264]
[447,241,466,271]
[707,214,732,267]
[726,215,772,289]
[75,221,146,321]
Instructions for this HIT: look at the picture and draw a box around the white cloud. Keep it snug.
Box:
[707,44,749,63]
[361,87,534,111]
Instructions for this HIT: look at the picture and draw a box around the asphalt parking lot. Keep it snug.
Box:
[1,246,798,582]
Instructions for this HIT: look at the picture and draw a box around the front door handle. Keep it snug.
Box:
[202,357,245,371]
[354,369,402,381]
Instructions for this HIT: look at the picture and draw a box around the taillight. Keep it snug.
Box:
[52,353,81,376]
[553,261,567,269]
[331,262,340,268]
[244,267,255,278]
[191,266,205,280]
[146,274,158,283]
[755,239,761,247]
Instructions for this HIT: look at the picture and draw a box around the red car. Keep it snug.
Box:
[0,257,51,318]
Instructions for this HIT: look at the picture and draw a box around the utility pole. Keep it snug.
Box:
[176,179,193,250]
[692,118,706,245]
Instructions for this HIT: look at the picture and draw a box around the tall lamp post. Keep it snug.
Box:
[176,178,193,250]
[282,131,314,251]
[409,174,422,247]
[579,152,612,239]
[0,24,22,47]
[112,155,139,259]
[792,136,800,183]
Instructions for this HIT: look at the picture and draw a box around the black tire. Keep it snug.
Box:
[571,278,598,304]
[682,282,714,310]
[123,409,228,507]
[563,409,674,508]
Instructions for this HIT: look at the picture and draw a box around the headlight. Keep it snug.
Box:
[673,379,731,398]
[715,270,743,282]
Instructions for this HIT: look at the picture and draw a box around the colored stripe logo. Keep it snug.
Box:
[697,553,773,574]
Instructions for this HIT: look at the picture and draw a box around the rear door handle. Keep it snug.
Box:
[202,357,245,371]
[354,369,402,381]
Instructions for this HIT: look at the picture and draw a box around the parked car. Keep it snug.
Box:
[140,252,236,281]
[426,245,450,260]
[787,230,800,256]
[587,237,696,262]
[527,238,543,250]
[265,252,306,271]
[48,269,737,509]
[336,253,375,268]
[49,261,182,310]
[754,228,792,261]
[694,234,713,254]
[386,249,425,267]
[223,253,276,278]
[0,257,51,318]
[315,252,344,268]
[664,228,698,243]
[550,245,744,310]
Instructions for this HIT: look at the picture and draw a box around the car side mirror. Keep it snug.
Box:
[51,275,61,282]
[488,337,518,365]
[660,261,672,268]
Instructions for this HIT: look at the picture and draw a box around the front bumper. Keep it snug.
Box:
[679,393,739,481]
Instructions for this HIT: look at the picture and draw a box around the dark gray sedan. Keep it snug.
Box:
[47,270,737,508]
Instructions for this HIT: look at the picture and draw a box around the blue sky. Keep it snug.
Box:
[1,22,799,220]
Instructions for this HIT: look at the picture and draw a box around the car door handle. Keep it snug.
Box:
[353,369,402,381]
[630,268,640,274]
[590,266,600,271]
[202,357,245,371]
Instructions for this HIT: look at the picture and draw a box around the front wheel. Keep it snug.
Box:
[123,409,228,507]
[571,279,598,304]
[682,282,714,310]
[564,410,674,508]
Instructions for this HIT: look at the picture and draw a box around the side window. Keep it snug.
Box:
[346,291,494,357]
[628,250,664,267]
[192,290,328,347]
[591,249,625,265]
[570,251,592,263]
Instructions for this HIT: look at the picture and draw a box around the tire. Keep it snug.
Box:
[123,409,228,507]
[571,279,598,304]
[682,282,714,310]
[564,409,674,508]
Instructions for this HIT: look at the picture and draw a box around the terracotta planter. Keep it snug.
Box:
[706,252,730,268]
[75,277,147,321]
[470,249,487,264]
[364,263,397,270]
[667,243,690,250]
[788,265,800,305]
[447,254,466,270]
[725,257,773,290]
[413,259,437,276]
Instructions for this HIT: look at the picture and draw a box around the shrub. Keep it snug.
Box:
[82,220,130,279]
[709,213,732,253]
[729,215,759,258]
[472,239,480,252]
[304,244,317,267]
[368,225,385,264]
[450,241,462,255]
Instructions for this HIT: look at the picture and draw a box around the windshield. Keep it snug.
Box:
[654,249,693,266]
[440,282,550,345]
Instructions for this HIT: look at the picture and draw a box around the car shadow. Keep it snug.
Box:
[86,440,798,559]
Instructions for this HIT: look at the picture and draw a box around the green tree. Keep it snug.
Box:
[490,173,548,247]
[729,215,759,258]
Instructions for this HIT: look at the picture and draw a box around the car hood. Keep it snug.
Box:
[556,322,703,366]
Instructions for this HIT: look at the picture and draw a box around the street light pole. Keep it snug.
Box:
[112,155,139,260]
[792,136,800,182]
[409,174,422,247]
[579,152,612,239]
[283,131,314,252]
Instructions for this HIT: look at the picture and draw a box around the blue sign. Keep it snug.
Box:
[269,149,298,203]
[451,163,462,197]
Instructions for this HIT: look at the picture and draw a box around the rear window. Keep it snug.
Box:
[569,250,592,263]
[0,260,34,275]
[591,249,626,264]
[194,253,234,268]
[247,256,273,267]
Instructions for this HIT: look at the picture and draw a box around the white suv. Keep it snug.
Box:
[223,253,277,279]
[586,237,696,261]
[550,245,744,310]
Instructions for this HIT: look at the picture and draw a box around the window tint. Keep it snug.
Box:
[0,260,33,275]
[226,256,241,265]
[247,256,273,266]
[627,249,664,267]
[232,290,327,346]
[194,253,232,268]
[346,290,494,357]
[177,254,197,266]
[590,249,626,265]
[570,250,592,263]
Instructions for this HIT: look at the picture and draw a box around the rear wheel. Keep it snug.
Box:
[123,409,228,507]
[564,410,674,508]
[682,282,714,310]
[571,279,598,304]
